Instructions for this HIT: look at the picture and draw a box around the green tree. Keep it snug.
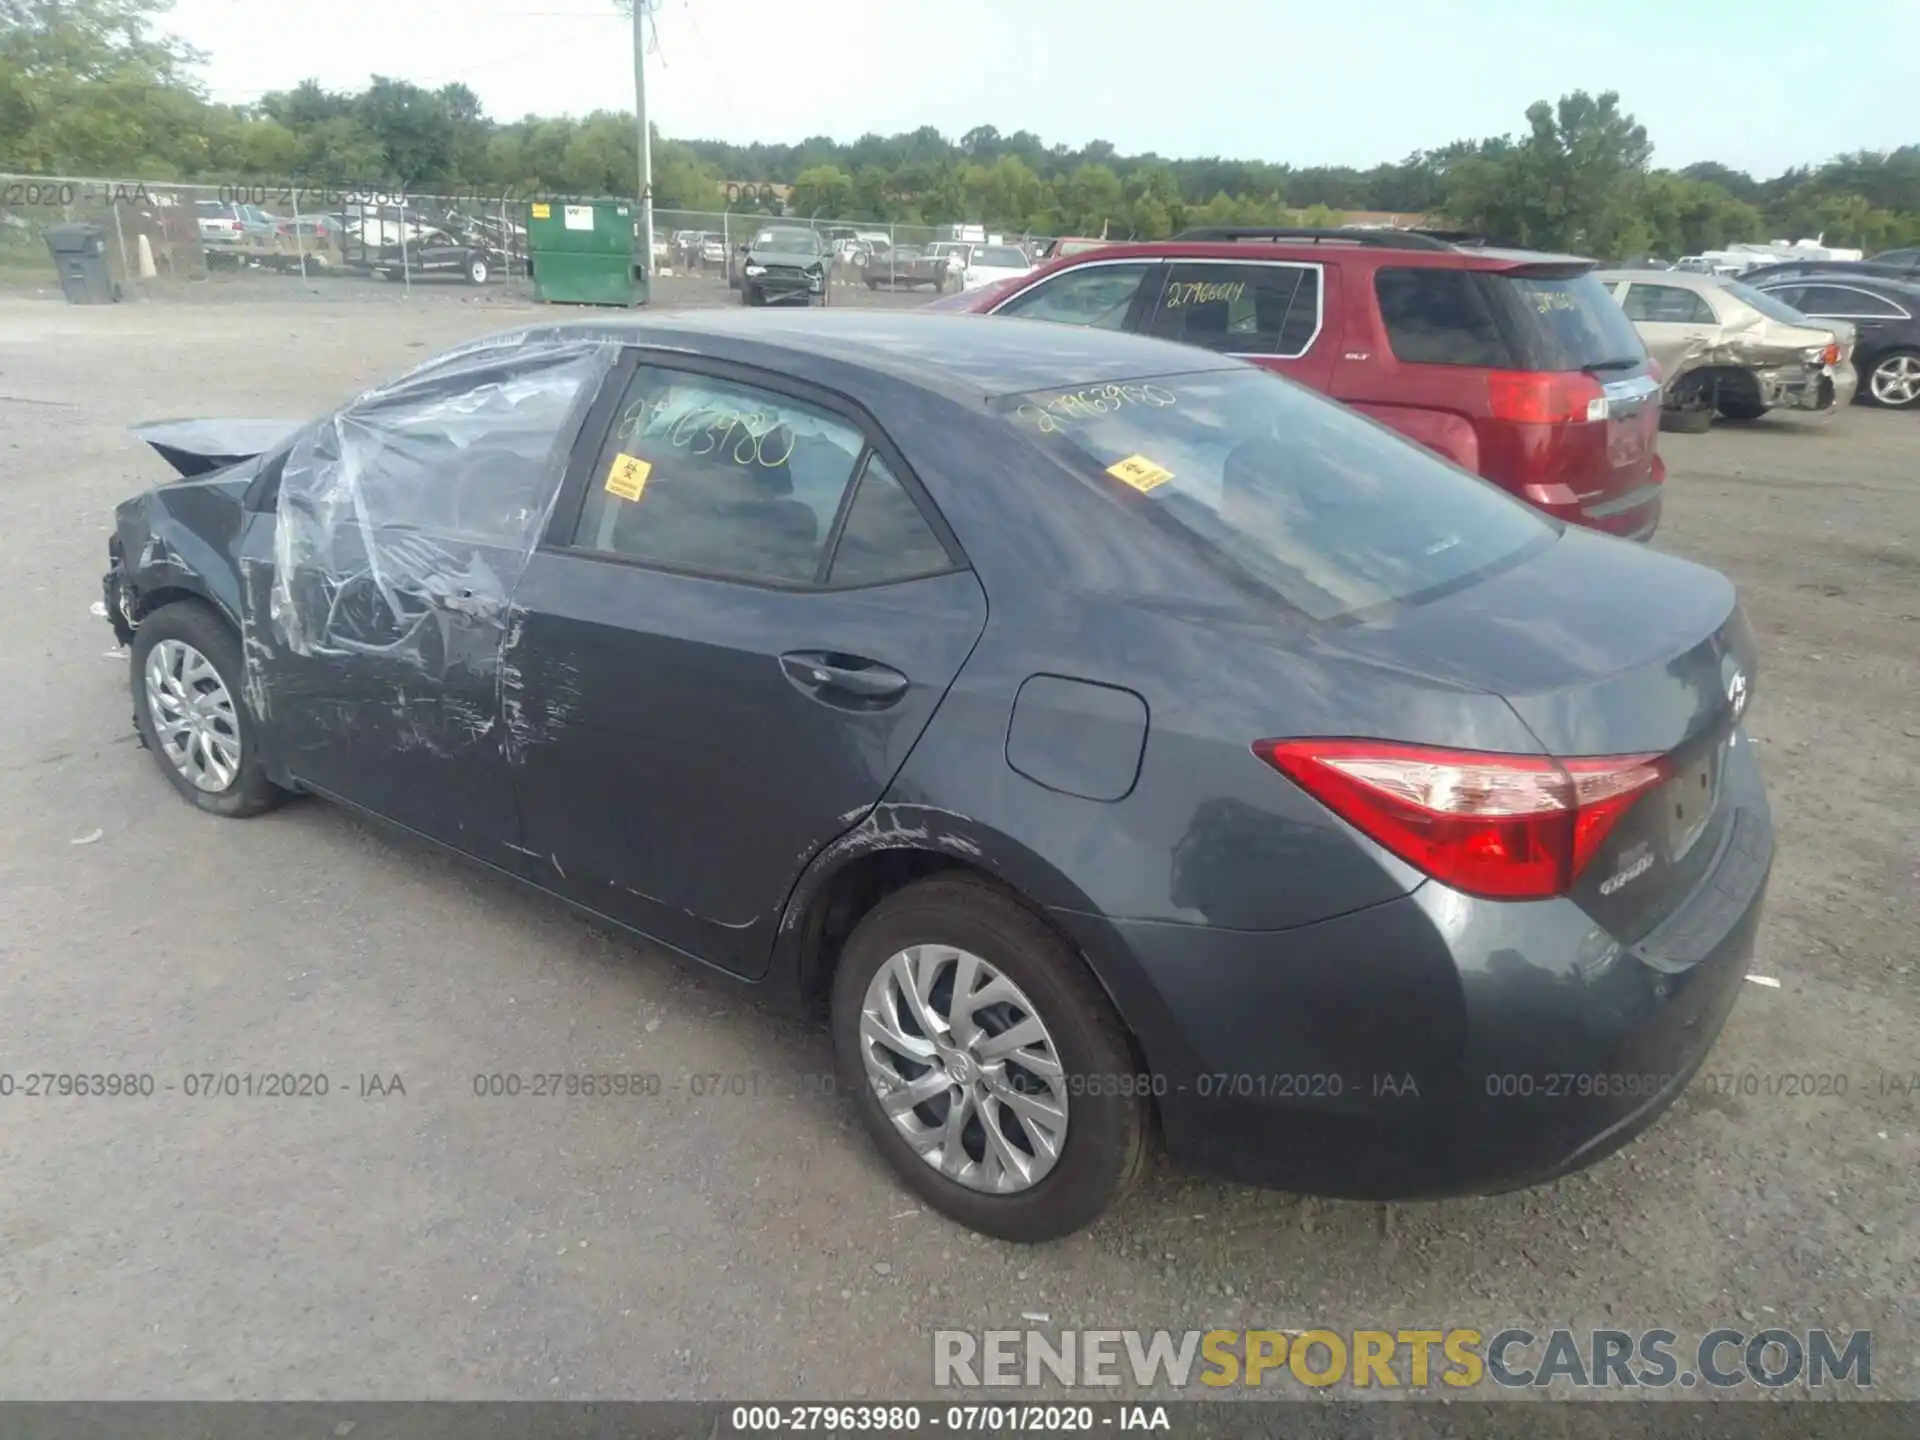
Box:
[789,162,853,218]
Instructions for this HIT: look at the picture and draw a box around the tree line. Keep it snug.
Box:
[4,0,1916,255]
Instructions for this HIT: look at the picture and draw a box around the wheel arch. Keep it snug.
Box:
[769,810,1182,1085]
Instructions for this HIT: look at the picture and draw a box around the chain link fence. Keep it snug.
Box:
[0,175,1061,300]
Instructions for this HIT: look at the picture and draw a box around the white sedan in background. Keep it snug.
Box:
[958,243,1034,291]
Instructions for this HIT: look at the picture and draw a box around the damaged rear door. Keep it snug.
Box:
[507,354,986,978]
[248,341,617,863]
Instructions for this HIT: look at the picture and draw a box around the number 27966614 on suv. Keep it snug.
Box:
[102,311,1771,1242]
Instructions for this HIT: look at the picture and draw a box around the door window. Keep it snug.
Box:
[995,263,1152,329]
[1788,285,1909,319]
[1147,262,1322,357]
[1621,284,1717,324]
[572,366,951,588]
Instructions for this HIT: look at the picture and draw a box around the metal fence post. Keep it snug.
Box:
[110,196,130,287]
[291,188,308,283]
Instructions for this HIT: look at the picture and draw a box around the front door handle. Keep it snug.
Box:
[779,651,910,703]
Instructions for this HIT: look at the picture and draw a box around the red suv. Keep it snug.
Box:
[930,228,1666,539]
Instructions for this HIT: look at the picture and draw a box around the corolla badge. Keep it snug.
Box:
[1726,668,1749,722]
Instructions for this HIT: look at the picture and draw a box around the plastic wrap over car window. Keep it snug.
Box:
[268,340,617,664]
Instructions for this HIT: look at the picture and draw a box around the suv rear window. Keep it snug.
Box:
[997,369,1553,621]
[1375,267,1646,371]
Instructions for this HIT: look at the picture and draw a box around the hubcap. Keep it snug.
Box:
[859,945,1070,1194]
[144,639,241,793]
[1871,355,1920,406]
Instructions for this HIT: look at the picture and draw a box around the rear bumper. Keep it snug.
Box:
[1757,363,1848,413]
[1052,740,1772,1199]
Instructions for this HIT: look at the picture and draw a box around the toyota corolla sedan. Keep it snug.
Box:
[104,311,1772,1242]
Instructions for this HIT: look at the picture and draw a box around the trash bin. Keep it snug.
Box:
[46,223,121,304]
[526,200,646,306]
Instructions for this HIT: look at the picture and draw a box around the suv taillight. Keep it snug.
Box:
[1486,370,1609,425]
[1254,739,1669,900]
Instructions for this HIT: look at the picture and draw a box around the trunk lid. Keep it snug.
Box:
[1324,525,1758,938]
[133,418,304,477]
[1478,263,1664,534]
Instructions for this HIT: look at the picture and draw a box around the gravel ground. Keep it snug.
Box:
[0,292,1914,1403]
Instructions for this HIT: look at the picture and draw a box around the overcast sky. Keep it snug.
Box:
[167,0,1917,178]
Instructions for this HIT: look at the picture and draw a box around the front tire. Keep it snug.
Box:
[129,600,285,818]
[830,875,1151,1242]
[1864,349,1920,408]
[466,255,489,284]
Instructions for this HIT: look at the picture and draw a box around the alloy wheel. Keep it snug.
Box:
[1869,354,1920,406]
[858,944,1070,1194]
[144,638,242,793]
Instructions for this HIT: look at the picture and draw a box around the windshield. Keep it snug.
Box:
[1725,280,1821,326]
[997,368,1553,621]
[755,228,820,253]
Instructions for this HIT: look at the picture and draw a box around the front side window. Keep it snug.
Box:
[1148,262,1321,357]
[996,263,1152,330]
[572,367,868,586]
[998,368,1551,621]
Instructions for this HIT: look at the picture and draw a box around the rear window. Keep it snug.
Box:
[1502,273,1647,370]
[996,368,1553,621]
[1375,267,1645,371]
[976,246,1029,268]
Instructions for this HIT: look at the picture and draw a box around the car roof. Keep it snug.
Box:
[481,309,1245,402]
[1744,269,1920,300]
[1028,233,1593,274]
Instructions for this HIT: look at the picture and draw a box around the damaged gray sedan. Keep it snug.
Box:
[102,312,1774,1242]
[1595,269,1857,432]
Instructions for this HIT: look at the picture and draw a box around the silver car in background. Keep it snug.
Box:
[1595,269,1857,432]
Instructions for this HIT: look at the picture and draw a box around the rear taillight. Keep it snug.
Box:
[1822,342,1841,366]
[1254,739,1669,900]
[1486,370,1609,425]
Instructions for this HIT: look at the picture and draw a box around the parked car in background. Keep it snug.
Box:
[1748,273,1920,410]
[922,241,973,286]
[961,243,1036,292]
[1593,270,1855,431]
[195,200,276,268]
[373,227,507,285]
[700,233,728,266]
[1863,247,1920,279]
[738,225,830,306]
[103,311,1772,1241]
[931,226,1667,539]
[862,244,949,291]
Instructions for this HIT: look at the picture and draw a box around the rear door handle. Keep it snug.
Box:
[780,651,910,703]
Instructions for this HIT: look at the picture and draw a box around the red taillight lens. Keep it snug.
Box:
[1254,739,1669,900]
[1822,342,1841,366]
[1486,370,1608,426]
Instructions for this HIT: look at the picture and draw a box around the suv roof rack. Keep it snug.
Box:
[1170,226,1458,251]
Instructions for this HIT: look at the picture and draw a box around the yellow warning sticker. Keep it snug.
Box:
[530,202,551,219]
[604,453,652,501]
[1106,454,1174,493]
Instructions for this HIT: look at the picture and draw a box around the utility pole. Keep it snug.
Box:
[632,0,654,279]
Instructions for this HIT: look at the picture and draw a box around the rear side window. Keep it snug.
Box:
[998,369,1552,621]
[997,263,1151,329]
[1374,268,1513,366]
[827,455,953,587]
[1620,284,1717,325]
[1148,263,1321,358]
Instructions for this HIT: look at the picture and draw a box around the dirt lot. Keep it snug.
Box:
[0,290,1914,1403]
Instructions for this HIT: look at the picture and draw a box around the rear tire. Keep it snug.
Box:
[1715,396,1768,422]
[1662,404,1715,434]
[1863,349,1920,409]
[129,600,285,819]
[830,874,1152,1242]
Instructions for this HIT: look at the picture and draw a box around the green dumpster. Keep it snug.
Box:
[526,199,647,306]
